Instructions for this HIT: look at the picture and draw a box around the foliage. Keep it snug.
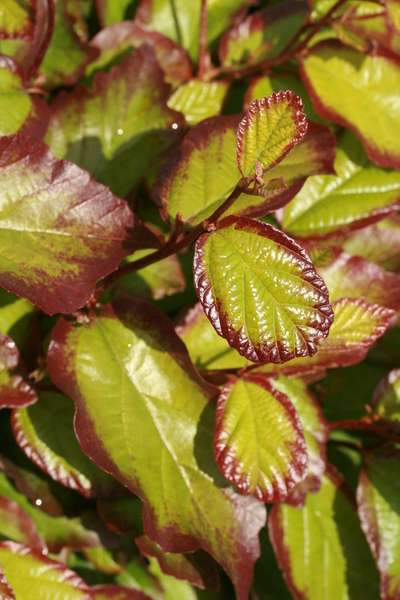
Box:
[0,0,398,599]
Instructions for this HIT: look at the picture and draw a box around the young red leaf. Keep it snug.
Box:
[0,133,157,315]
[194,216,333,363]
[47,297,266,600]
[301,41,400,169]
[215,373,307,502]
[0,333,36,409]
[237,91,308,178]
[269,468,380,599]
[357,449,400,600]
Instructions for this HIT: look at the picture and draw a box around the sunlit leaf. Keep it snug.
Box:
[168,80,228,125]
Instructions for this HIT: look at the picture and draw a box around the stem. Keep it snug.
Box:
[329,417,400,442]
[198,0,209,79]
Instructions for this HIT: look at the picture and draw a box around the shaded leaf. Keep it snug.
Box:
[168,80,228,125]
[301,41,400,169]
[47,297,266,600]
[0,57,32,136]
[156,114,241,226]
[219,1,308,66]
[281,131,400,238]
[0,496,45,551]
[342,215,400,272]
[11,391,119,498]
[237,91,308,179]
[371,369,400,431]
[0,132,153,315]
[96,0,136,26]
[215,373,307,502]
[357,449,400,600]
[0,333,36,409]
[194,216,333,363]
[45,46,183,197]
[269,468,380,599]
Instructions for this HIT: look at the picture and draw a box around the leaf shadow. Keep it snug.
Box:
[193,401,228,488]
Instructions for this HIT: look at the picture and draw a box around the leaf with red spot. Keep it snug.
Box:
[193,216,333,363]
[215,373,307,502]
[0,333,36,409]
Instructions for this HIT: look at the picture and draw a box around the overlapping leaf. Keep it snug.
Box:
[0,57,32,136]
[0,496,45,551]
[167,80,228,125]
[11,391,119,498]
[0,132,154,315]
[301,41,400,168]
[343,216,400,272]
[269,469,380,599]
[282,131,400,238]
[215,373,307,502]
[45,46,183,197]
[371,369,400,430]
[194,216,333,363]
[96,0,135,26]
[47,297,266,600]
[0,333,36,408]
[357,449,400,600]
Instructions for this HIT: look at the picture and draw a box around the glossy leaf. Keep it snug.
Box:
[0,1,34,40]
[237,91,308,179]
[215,374,307,502]
[0,132,154,315]
[157,115,241,226]
[357,450,400,600]
[281,131,400,238]
[319,252,400,309]
[47,298,266,600]
[0,333,36,408]
[45,46,183,197]
[372,369,400,430]
[219,1,308,66]
[194,216,333,363]
[301,41,400,169]
[88,22,192,86]
[228,122,336,218]
[167,80,228,125]
[11,391,119,498]
[342,215,400,272]
[269,469,380,599]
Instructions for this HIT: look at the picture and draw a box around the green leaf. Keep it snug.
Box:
[319,252,400,309]
[0,496,45,551]
[371,369,400,430]
[0,542,89,599]
[157,114,241,226]
[281,131,400,238]
[45,46,183,197]
[0,0,34,39]
[47,297,266,600]
[88,22,192,87]
[227,122,336,218]
[215,374,307,501]
[194,216,333,363]
[219,1,308,66]
[0,333,36,409]
[343,215,400,272]
[167,80,228,125]
[0,57,32,136]
[96,0,136,26]
[134,0,249,60]
[269,469,380,599]
[90,585,152,599]
[357,449,400,600]
[11,391,119,498]
[301,41,400,169]
[237,91,308,179]
[0,132,155,315]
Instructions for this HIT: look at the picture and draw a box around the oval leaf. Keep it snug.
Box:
[193,216,333,363]
[236,91,308,179]
[168,80,228,125]
[215,374,307,502]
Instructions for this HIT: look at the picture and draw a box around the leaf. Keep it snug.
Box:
[176,303,250,370]
[11,391,119,498]
[47,297,266,600]
[134,0,249,60]
[219,1,308,66]
[0,289,34,350]
[147,557,196,600]
[0,0,34,40]
[0,57,32,136]
[215,373,307,502]
[0,333,36,409]
[156,114,242,226]
[193,215,333,363]
[301,41,400,169]
[0,542,89,599]
[136,535,219,590]
[281,131,400,238]
[227,122,336,218]
[0,569,14,599]
[237,91,308,179]
[269,468,380,599]
[88,22,192,86]
[96,0,136,26]
[0,496,45,551]
[371,369,400,431]
[343,215,400,272]
[167,80,228,125]
[319,252,400,310]
[269,376,328,504]
[0,132,156,315]
[357,449,400,600]
[90,585,151,599]
[45,46,183,197]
